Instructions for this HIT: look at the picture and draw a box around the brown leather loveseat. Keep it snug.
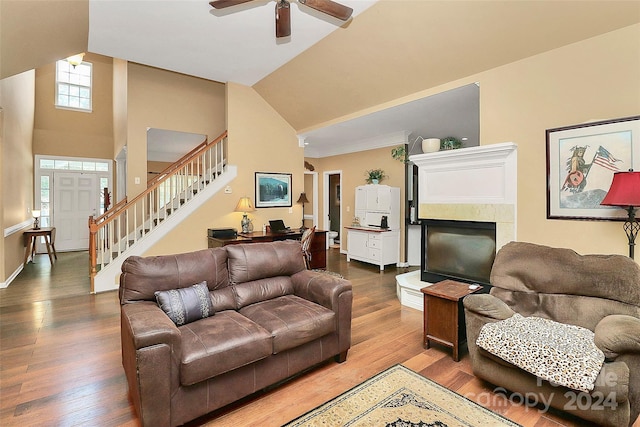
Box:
[119,240,352,427]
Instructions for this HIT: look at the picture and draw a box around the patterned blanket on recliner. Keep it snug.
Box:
[476,314,604,392]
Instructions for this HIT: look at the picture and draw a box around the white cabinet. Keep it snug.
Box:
[354,184,400,229]
[346,228,400,271]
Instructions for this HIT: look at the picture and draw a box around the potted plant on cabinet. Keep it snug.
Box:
[365,168,386,184]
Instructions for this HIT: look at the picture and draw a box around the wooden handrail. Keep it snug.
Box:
[92,197,128,223]
[88,130,228,292]
[147,131,227,187]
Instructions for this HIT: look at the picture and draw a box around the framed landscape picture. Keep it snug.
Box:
[546,116,640,220]
[255,172,292,208]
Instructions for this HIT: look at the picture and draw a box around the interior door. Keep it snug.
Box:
[53,172,98,251]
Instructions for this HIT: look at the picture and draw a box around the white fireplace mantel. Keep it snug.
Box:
[410,142,518,206]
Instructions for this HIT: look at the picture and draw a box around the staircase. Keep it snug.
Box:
[89,131,236,293]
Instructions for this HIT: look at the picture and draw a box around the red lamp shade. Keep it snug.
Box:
[600,171,640,207]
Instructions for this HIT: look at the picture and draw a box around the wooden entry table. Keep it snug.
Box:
[23,227,57,266]
[421,279,482,361]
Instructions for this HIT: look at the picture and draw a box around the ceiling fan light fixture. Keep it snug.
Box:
[66,53,85,68]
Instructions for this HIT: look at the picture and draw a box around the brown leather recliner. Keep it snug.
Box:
[464,241,640,427]
[119,240,352,427]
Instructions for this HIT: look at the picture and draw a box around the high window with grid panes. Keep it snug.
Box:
[55,60,92,111]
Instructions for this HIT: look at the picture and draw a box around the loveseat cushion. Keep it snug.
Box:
[239,295,336,354]
[226,240,306,285]
[233,276,294,309]
[179,310,272,386]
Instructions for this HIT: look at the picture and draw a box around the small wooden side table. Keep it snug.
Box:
[23,227,57,266]
[421,279,482,361]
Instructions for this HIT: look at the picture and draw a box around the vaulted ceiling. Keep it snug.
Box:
[3,1,639,155]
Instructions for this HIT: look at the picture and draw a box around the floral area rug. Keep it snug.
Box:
[282,364,521,427]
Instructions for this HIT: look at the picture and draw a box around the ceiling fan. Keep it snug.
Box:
[209,0,353,38]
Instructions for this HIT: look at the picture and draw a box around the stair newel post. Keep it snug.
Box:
[88,215,97,293]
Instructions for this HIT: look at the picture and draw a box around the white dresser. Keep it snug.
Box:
[346,184,401,270]
[346,226,400,270]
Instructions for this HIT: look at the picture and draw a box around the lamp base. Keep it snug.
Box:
[623,206,639,259]
[241,214,251,234]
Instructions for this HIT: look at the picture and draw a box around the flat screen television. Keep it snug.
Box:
[421,219,496,286]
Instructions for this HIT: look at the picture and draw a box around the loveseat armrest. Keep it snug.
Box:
[121,302,182,427]
[121,301,182,351]
[292,270,353,358]
[463,294,516,321]
[291,270,352,312]
[594,314,640,359]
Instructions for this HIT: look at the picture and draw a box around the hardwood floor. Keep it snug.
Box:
[0,249,623,426]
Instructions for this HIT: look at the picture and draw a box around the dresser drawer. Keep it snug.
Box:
[368,233,382,241]
[368,239,381,249]
[368,247,381,260]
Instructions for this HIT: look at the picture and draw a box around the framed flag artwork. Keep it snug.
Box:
[546,116,640,220]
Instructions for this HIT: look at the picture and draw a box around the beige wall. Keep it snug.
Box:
[307,146,406,259]
[480,25,639,257]
[33,53,114,160]
[126,64,226,199]
[144,82,302,256]
[0,0,88,79]
[0,70,36,282]
[112,58,128,159]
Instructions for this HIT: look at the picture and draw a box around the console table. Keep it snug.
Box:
[207,229,327,269]
[421,279,482,361]
[23,227,57,266]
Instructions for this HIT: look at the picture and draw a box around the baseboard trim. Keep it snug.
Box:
[1,263,24,289]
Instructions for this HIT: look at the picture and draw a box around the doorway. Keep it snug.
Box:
[34,155,112,253]
[323,171,342,251]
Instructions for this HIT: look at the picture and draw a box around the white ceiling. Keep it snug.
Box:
[88,0,376,86]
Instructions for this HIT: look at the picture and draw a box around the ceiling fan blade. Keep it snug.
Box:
[275,0,291,38]
[209,0,254,9]
[298,0,353,21]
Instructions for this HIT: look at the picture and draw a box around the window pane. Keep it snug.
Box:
[41,217,50,227]
[57,95,69,106]
[82,162,96,171]
[77,64,91,75]
[41,189,50,203]
[68,161,82,170]
[41,203,50,216]
[57,60,70,73]
[79,87,90,98]
[79,98,91,109]
[40,160,54,169]
[41,176,50,189]
[58,71,70,83]
[69,86,79,97]
[58,84,69,95]
[79,76,91,86]
[54,160,69,169]
[96,163,109,172]
[69,97,80,108]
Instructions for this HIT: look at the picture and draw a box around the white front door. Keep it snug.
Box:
[53,172,99,251]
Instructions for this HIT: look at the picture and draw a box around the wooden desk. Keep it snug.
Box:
[23,227,57,266]
[208,229,327,269]
[421,280,482,361]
